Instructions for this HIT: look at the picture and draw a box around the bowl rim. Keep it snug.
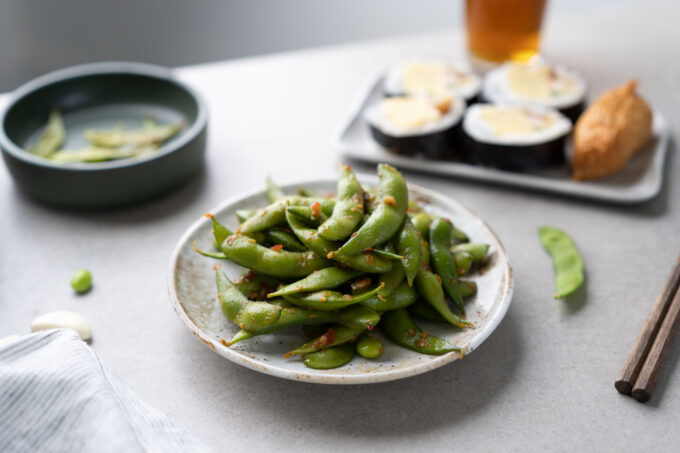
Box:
[167,175,515,384]
[0,61,208,171]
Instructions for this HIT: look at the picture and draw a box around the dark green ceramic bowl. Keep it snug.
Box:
[0,62,207,208]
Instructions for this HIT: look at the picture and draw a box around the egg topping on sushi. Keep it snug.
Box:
[483,61,587,122]
[462,104,572,171]
[384,59,482,105]
[365,94,465,158]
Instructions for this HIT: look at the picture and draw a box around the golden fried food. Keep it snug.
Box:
[572,80,652,180]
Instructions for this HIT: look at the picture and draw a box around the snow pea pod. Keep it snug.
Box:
[30,110,65,158]
[303,343,355,369]
[382,309,462,355]
[429,218,465,315]
[268,267,361,297]
[334,164,408,256]
[318,165,364,241]
[538,226,584,299]
[238,197,335,234]
[396,217,421,286]
[415,240,470,329]
[285,209,392,273]
[282,282,385,311]
[220,234,330,277]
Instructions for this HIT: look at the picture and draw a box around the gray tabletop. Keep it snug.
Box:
[2,1,679,451]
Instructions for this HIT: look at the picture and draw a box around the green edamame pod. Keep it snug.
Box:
[238,197,335,234]
[317,165,364,241]
[538,226,584,299]
[288,325,364,355]
[382,309,461,355]
[286,209,393,273]
[454,251,473,276]
[297,187,318,197]
[334,164,408,256]
[303,343,355,369]
[282,283,385,311]
[451,226,469,244]
[235,209,255,224]
[408,298,446,322]
[204,213,233,250]
[415,241,470,329]
[458,280,477,298]
[407,199,424,214]
[451,243,489,262]
[268,267,361,297]
[356,336,384,358]
[410,212,432,239]
[266,229,307,252]
[356,265,413,311]
[233,271,283,299]
[30,110,65,158]
[395,218,421,286]
[429,218,465,315]
[265,177,285,202]
[220,234,329,277]
[285,205,328,226]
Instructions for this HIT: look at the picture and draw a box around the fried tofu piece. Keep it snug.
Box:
[572,80,652,180]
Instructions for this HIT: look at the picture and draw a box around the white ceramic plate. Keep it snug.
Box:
[168,176,513,384]
[332,72,670,204]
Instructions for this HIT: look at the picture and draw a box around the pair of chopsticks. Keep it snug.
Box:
[615,254,680,402]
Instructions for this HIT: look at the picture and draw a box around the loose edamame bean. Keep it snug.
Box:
[70,269,92,294]
[356,336,383,359]
[538,226,584,299]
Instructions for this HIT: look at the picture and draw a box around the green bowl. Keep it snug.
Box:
[0,62,207,208]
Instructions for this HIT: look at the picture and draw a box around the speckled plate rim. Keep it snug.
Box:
[168,176,514,384]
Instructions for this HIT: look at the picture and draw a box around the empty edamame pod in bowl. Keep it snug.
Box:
[0,62,208,207]
[169,163,513,383]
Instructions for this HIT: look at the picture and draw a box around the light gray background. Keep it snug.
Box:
[1,0,627,91]
[2,0,680,452]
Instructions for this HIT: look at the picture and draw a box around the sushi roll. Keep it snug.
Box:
[482,60,587,122]
[462,104,572,171]
[384,59,482,105]
[365,94,466,158]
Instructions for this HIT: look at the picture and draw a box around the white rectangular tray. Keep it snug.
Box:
[332,73,670,204]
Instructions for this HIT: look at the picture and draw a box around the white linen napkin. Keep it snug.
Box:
[0,329,212,453]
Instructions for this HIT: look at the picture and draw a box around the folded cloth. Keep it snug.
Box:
[0,329,212,453]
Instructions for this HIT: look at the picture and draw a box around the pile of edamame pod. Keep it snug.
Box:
[195,163,491,370]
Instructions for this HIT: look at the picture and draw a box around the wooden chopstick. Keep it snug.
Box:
[615,254,680,399]
[631,288,680,401]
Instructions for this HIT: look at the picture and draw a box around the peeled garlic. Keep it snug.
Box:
[31,311,92,341]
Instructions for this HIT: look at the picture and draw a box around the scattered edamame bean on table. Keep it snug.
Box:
[195,163,492,370]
